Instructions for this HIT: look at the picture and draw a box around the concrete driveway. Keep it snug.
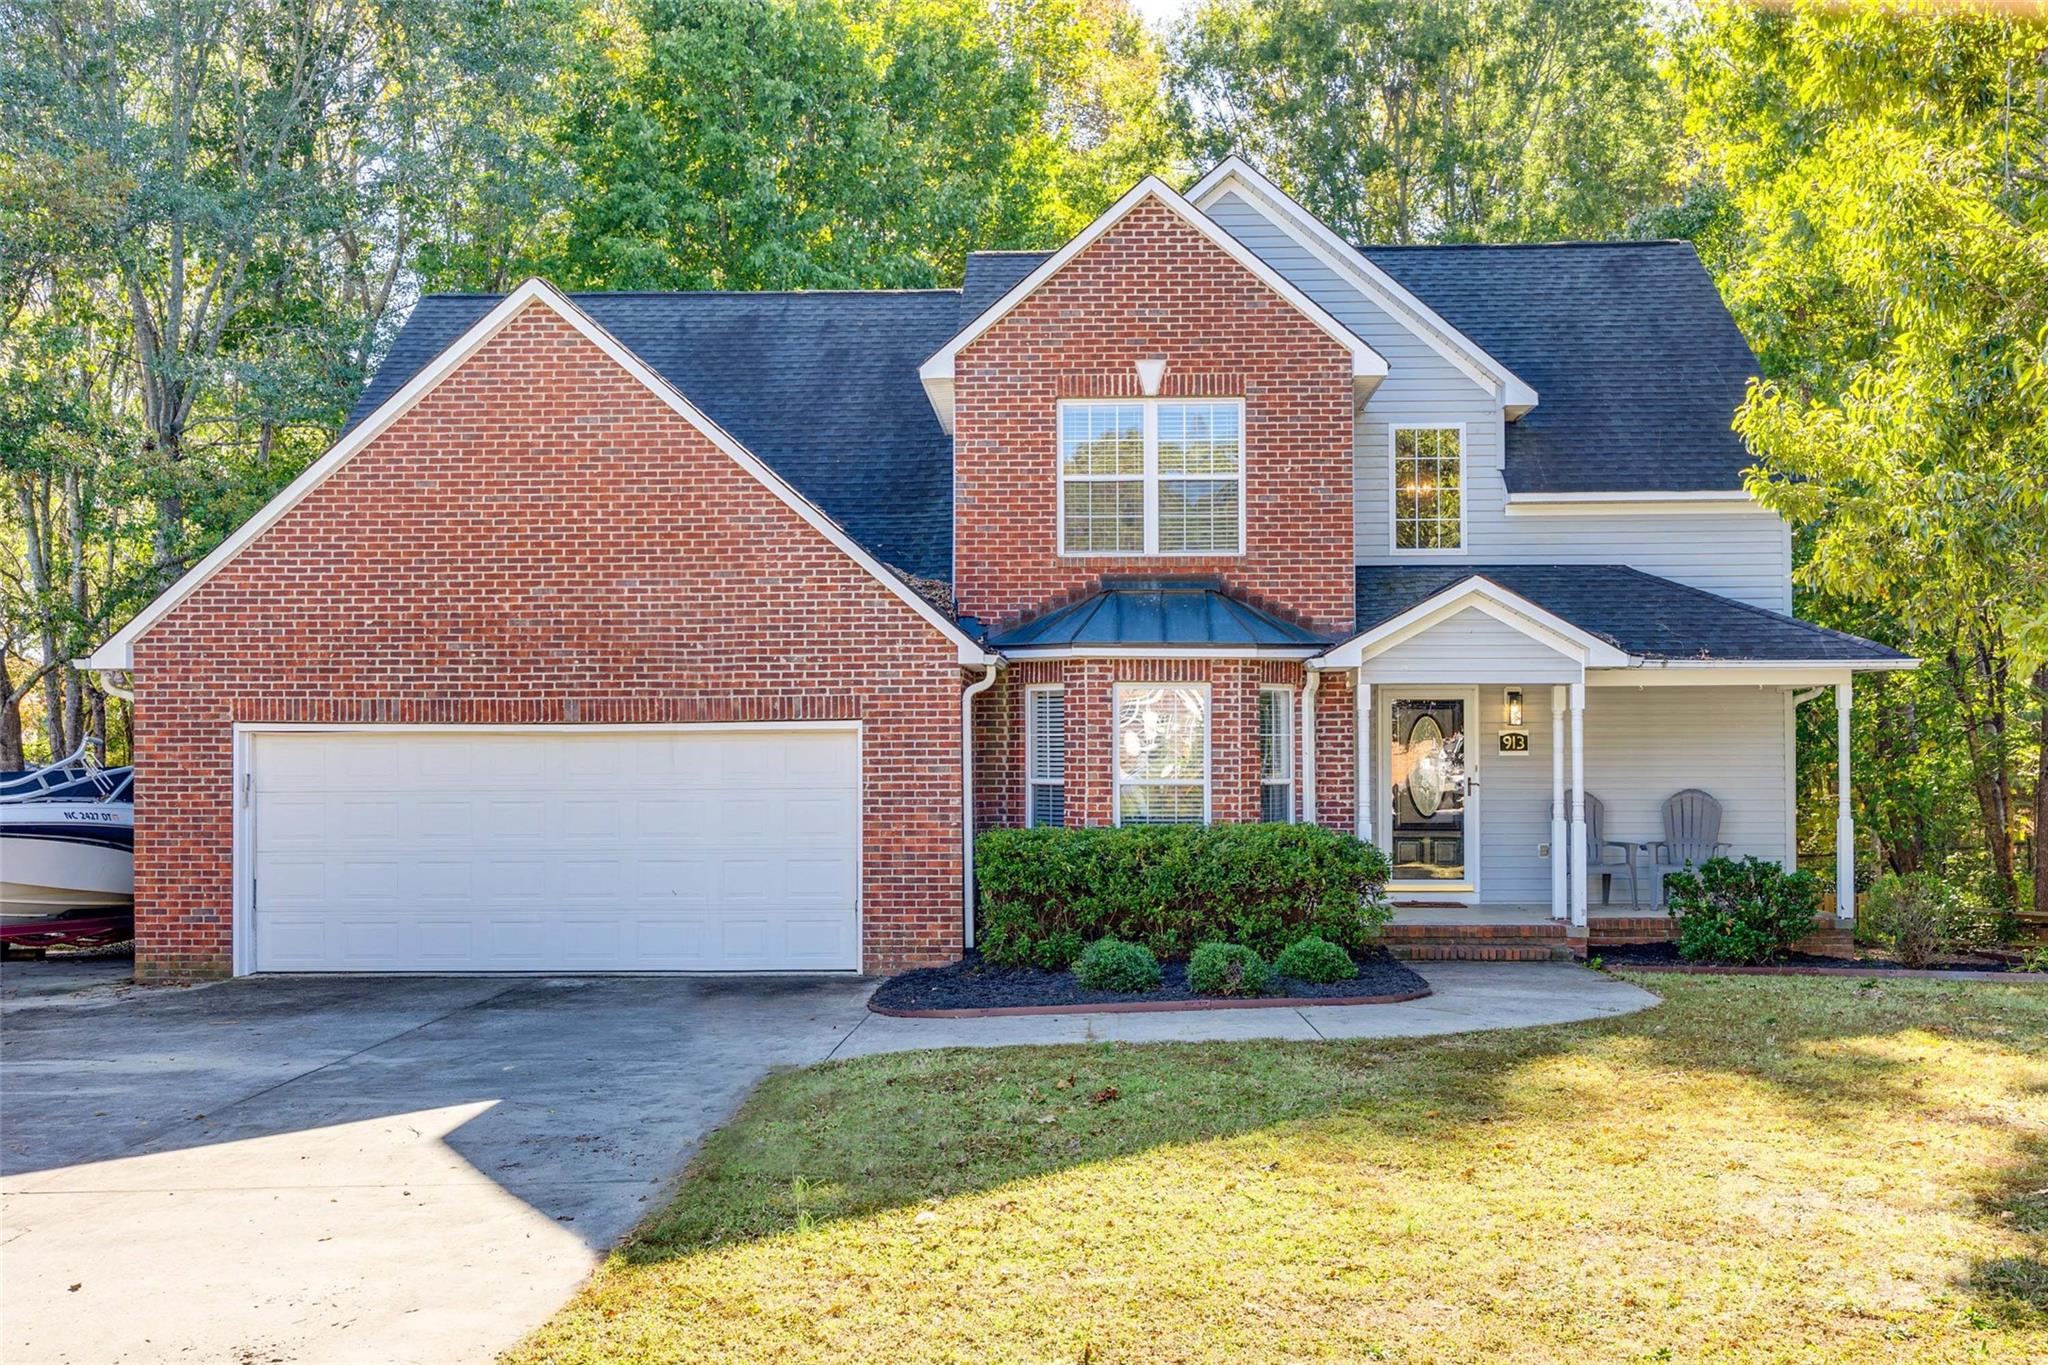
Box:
[1,971,875,1365]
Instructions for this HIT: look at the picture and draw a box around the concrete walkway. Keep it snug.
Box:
[830,962,1659,1058]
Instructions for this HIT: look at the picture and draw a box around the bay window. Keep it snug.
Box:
[1025,686,1065,827]
[1060,400,1243,556]
[1258,686,1295,823]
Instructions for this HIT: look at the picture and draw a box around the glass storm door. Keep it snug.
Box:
[1387,697,1469,884]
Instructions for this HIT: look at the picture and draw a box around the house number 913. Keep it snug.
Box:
[1498,731,1530,754]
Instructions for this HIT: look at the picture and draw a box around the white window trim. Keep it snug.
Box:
[1058,398,1247,558]
[1387,422,1468,558]
[1259,685,1296,823]
[1024,684,1065,828]
[1113,681,1212,826]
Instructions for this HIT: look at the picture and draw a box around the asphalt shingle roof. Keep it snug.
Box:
[988,580,1331,650]
[1353,565,1908,663]
[344,289,965,582]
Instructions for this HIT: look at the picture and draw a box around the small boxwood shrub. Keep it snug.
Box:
[976,823,1393,968]
[1272,935,1356,984]
[1072,937,1162,993]
[1665,855,1822,965]
[1188,941,1271,997]
[1859,873,1988,968]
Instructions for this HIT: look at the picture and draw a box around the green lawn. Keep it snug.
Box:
[510,976,2048,1363]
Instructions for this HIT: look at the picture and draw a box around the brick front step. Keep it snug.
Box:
[1388,942,1575,962]
[1383,922,1567,942]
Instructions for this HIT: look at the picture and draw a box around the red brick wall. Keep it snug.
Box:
[972,657,1362,834]
[952,198,1356,636]
[131,302,965,979]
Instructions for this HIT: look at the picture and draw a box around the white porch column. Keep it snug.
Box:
[1569,681,1588,927]
[1354,672,1371,841]
[1551,685,1568,921]
[1301,669,1320,826]
[1836,678,1855,922]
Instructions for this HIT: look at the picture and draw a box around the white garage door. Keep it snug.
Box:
[247,727,860,973]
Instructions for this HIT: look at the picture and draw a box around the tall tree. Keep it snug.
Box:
[1671,1,2048,913]
[1166,0,1677,243]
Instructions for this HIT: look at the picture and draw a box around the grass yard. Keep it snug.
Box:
[509,976,2048,1363]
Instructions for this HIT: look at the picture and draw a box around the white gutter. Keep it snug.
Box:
[960,661,1002,948]
[1301,667,1321,824]
[76,661,134,703]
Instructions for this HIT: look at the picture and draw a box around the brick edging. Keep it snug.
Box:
[867,985,1435,1018]
[1606,963,2048,982]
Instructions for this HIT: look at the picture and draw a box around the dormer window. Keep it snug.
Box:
[1390,424,1465,553]
[1060,399,1244,556]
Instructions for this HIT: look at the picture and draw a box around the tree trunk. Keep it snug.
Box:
[0,659,24,772]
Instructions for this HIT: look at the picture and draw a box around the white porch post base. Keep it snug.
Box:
[1550,685,1567,920]
[1569,681,1587,928]
[1836,679,1855,922]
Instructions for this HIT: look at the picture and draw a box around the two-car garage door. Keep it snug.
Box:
[247,728,860,973]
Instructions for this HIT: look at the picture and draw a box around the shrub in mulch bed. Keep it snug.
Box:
[869,947,1428,1014]
[1597,942,2020,974]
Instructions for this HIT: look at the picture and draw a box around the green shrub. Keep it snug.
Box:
[1071,937,1162,993]
[1665,855,1822,965]
[1859,873,1990,968]
[1271,935,1356,984]
[1188,941,1272,997]
[975,823,1393,968]
[1031,930,1085,972]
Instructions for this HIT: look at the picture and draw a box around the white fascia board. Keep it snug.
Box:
[90,279,995,671]
[1317,576,1630,670]
[1505,490,1759,517]
[1187,158,1539,414]
[919,176,1387,393]
[997,645,1323,662]
[1587,657,1918,687]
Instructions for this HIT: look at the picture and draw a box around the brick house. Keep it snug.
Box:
[90,160,1910,980]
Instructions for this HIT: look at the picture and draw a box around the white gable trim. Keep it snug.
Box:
[1187,157,1540,416]
[918,176,1387,431]
[89,280,995,670]
[1504,490,1759,516]
[1317,577,1631,670]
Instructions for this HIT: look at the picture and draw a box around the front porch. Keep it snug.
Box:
[1381,901,1854,962]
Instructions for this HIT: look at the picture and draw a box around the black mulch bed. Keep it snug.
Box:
[869,946,1429,1014]
[1597,942,2018,973]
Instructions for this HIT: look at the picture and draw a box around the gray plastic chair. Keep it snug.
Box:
[1643,788,1731,904]
[1569,791,1641,909]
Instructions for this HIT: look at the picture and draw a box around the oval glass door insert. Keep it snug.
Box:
[1405,713,1446,817]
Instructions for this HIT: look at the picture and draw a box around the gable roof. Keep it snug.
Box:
[919,176,1389,430]
[1350,565,1911,666]
[89,281,995,670]
[1360,243,1761,494]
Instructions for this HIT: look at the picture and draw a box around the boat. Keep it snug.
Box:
[1,744,135,941]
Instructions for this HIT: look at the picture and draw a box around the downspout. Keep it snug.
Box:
[961,660,1002,948]
[1302,666,1321,825]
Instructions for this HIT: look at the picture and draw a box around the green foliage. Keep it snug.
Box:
[1168,0,1678,243]
[1665,856,1823,966]
[975,823,1394,967]
[1031,929,1086,972]
[1270,935,1356,984]
[1858,872,1994,969]
[1187,941,1271,997]
[1071,936,1162,992]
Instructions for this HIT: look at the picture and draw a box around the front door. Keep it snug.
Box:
[1382,693,1478,896]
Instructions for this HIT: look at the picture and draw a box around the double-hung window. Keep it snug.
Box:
[1115,683,1208,824]
[1391,424,1464,553]
[1025,686,1065,827]
[1060,400,1243,555]
[1258,687,1295,823]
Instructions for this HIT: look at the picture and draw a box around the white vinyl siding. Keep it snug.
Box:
[1025,686,1066,827]
[1203,189,1796,615]
[1258,687,1294,822]
[1357,609,1582,686]
[1060,399,1243,556]
[1115,683,1209,824]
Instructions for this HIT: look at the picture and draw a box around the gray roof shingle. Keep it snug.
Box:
[1353,565,1908,663]
[988,580,1331,650]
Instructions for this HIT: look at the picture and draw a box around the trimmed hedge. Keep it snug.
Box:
[976,822,1393,968]
[1272,935,1357,984]
[1665,855,1822,965]
[1188,941,1271,997]
[1072,938,1163,993]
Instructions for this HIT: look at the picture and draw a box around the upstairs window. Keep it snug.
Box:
[1391,425,1464,553]
[1060,400,1243,556]
[1258,687,1295,823]
[1025,686,1065,828]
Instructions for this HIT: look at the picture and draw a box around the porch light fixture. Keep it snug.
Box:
[1504,688,1524,727]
